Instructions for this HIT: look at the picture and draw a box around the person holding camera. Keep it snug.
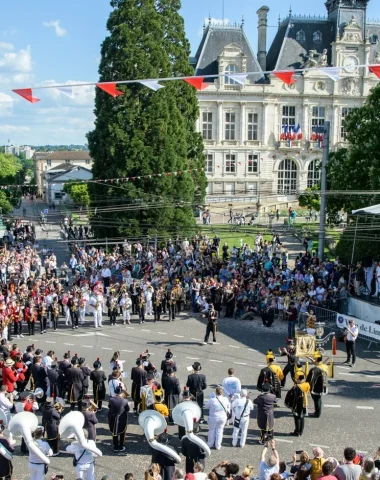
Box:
[258,440,279,480]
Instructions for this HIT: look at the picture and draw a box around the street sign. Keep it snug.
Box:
[43,209,49,214]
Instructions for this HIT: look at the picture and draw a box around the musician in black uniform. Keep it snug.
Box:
[181,423,206,473]
[68,292,79,329]
[108,385,129,453]
[82,399,98,441]
[167,286,176,322]
[79,357,91,397]
[162,367,180,423]
[203,304,218,344]
[130,280,140,315]
[161,349,177,379]
[0,420,14,479]
[47,361,61,398]
[131,358,147,413]
[41,396,61,455]
[151,431,177,480]
[186,362,207,423]
[90,359,106,411]
[31,355,47,402]
[65,356,84,411]
[58,351,71,399]
[22,345,34,387]
[153,288,163,323]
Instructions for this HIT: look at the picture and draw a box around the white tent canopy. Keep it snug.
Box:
[352,204,380,216]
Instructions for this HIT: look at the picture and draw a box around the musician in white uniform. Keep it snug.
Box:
[66,429,99,480]
[28,427,52,480]
[119,292,132,325]
[231,389,253,448]
[222,368,242,403]
[205,387,230,450]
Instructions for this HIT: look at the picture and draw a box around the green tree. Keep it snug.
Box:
[0,191,13,215]
[298,186,320,212]
[63,183,90,207]
[87,0,206,238]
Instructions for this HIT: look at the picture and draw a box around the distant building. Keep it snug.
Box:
[193,0,380,211]
[45,165,92,204]
[33,150,93,198]
[5,145,20,156]
[20,146,34,160]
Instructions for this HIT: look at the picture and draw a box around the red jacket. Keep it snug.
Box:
[2,366,19,392]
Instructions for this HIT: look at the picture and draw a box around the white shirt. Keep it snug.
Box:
[205,395,230,417]
[101,268,111,279]
[0,393,12,416]
[346,324,359,342]
[28,439,52,463]
[66,440,97,464]
[222,376,242,397]
[231,397,253,419]
[42,355,53,369]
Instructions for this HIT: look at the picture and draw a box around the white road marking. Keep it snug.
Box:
[309,443,330,449]
[125,327,135,329]
[174,335,184,338]
[248,349,258,352]
[157,332,167,335]
[45,341,56,344]
[229,345,240,349]
[258,364,266,367]
[234,362,247,366]
[324,405,341,408]
[356,406,374,410]
[275,439,293,443]
[364,375,380,378]
[191,338,201,341]
[81,345,92,348]
[141,329,151,332]
[338,372,354,376]
[64,343,74,346]
[209,359,223,363]
[186,357,199,360]
[122,350,134,353]
[336,366,350,369]
[101,347,112,350]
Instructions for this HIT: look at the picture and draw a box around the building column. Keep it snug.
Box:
[240,102,246,145]
[303,103,309,143]
[217,101,223,144]
[262,102,268,145]
[332,103,339,147]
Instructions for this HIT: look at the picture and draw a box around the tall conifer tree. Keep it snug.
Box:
[87,0,206,238]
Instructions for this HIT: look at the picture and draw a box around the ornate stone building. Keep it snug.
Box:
[193,0,380,208]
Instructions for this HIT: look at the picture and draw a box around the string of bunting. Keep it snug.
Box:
[0,184,37,190]
[11,64,380,103]
[61,168,203,188]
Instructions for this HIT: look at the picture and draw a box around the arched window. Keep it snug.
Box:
[313,30,323,44]
[277,159,298,194]
[307,159,321,188]
[296,29,306,44]
[225,64,238,85]
[370,34,378,45]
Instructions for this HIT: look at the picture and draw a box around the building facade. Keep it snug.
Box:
[34,151,93,198]
[193,0,380,209]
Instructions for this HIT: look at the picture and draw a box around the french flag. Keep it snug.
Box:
[280,125,288,140]
[310,128,318,141]
[318,132,324,148]
[294,124,303,140]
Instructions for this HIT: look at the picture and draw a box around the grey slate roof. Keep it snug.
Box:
[267,17,333,71]
[367,22,380,62]
[194,25,264,83]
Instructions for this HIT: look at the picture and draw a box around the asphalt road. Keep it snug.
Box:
[8,311,380,480]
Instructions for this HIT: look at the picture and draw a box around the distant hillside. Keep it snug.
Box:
[30,145,89,152]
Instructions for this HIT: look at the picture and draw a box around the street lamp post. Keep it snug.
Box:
[315,121,331,260]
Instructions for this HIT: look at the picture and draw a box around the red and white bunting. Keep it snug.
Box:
[12,88,40,103]
[139,80,164,91]
[319,67,341,82]
[184,77,209,90]
[369,66,380,79]
[272,71,295,85]
[226,73,248,85]
[96,83,123,97]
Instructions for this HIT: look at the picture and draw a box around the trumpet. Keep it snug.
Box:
[54,397,65,413]
[87,398,98,412]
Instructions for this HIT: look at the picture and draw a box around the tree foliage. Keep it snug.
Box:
[63,182,90,207]
[87,0,206,238]
[298,185,320,212]
[327,83,380,213]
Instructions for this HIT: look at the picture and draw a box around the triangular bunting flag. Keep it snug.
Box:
[320,67,341,82]
[273,71,295,85]
[226,74,248,86]
[139,80,164,91]
[184,77,208,90]
[96,83,123,97]
[12,88,40,103]
[369,66,380,79]
[56,86,79,98]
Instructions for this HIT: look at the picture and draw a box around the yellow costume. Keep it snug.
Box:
[269,364,284,382]
[296,380,310,408]
[153,402,169,417]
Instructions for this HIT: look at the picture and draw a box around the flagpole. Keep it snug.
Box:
[318,121,330,260]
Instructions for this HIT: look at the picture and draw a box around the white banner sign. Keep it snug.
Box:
[336,313,380,341]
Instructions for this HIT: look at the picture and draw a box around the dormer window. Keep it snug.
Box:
[370,34,378,45]
[225,64,239,84]
[296,30,306,44]
[313,30,323,44]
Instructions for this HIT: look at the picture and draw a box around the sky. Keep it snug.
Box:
[0,0,379,146]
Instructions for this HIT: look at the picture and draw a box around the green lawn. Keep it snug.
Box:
[199,225,272,251]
